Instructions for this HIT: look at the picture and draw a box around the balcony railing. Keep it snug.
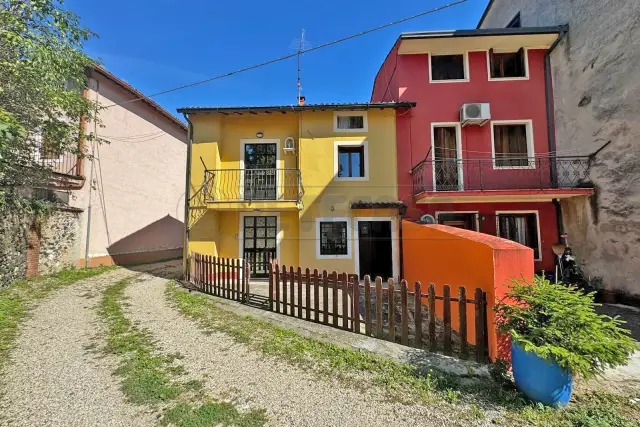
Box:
[203,168,304,204]
[411,156,592,195]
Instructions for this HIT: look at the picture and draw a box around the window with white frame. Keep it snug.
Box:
[497,213,540,259]
[492,122,533,167]
[316,218,351,259]
[334,111,368,132]
[334,141,368,181]
[430,54,466,81]
[489,48,527,79]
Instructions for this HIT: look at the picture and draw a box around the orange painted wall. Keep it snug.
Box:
[402,221,534,360]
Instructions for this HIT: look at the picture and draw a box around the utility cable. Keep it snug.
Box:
[103,0,468,108]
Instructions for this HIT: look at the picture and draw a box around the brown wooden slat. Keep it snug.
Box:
[230,259,236,300]
[282,265,288,315]
[194,253,198,287]
[364,276,372,336]
[322,270,329,324]
[352,275,360,333]
[400,280,408,345]
[332,271,339,327]
[290,266,296,317]
[475,288,486,363]
[428,283,437,352]
[341,273,349,330]
[212,256,218,296]
[375,277,383,339]
[388,279,395,343]
[225,258,230,299]
[297,267,303,319]
[414,282,423,348]
[268,261,274,309]
[305,268,311,321]
[459,287,468,359]
[207,255,212,294]
[244,261,250,302]
[443,285,452,355]
[236,259,242,301]
[275,263,281,313]
[313,269,320,322]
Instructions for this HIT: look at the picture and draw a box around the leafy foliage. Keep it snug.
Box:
[494,276,638,378]
[0,0,99,208]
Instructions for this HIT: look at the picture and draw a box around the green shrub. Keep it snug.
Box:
[494,276,638,378]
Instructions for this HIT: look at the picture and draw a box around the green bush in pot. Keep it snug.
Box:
[494,276,638,379]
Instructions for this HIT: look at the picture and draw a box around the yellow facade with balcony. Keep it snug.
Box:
[179,103,414,279]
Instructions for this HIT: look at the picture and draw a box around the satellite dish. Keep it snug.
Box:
[419,214,436,224]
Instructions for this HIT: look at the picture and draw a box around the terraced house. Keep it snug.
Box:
[180,102,413,279]
[371,27,594,273]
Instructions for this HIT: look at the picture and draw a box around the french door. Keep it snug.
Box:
[433,126,462,191]
[243,143,277,201]
[243,216,277,278]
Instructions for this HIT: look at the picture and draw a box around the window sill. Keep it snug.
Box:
[488,76,530,81]
[333,128,368,133]
[316,254,352,260]
[334,177,369,182]
[429,78,470,84]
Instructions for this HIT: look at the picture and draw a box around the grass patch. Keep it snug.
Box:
[0,266,116,373]
[167,282,640,427]
[98,277,267,426]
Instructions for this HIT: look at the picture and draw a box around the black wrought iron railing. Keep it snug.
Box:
[35,151,80,177]
[411,156,593,195]
[203,168,304,203]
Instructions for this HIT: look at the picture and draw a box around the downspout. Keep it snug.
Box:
[544,25,569,188]
[182,113,194,278]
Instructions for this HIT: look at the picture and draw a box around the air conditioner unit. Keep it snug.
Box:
[460,103,491,126]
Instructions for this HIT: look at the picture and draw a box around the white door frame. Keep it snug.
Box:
[431,122,463,191]
[353,217,400,280]
[239,139,281,200]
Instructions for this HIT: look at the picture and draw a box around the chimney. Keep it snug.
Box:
[298,95,305,106]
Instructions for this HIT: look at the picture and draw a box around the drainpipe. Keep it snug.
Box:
[544,25,569,188]
[182,113,194,278]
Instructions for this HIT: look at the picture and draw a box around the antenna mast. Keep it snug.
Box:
[297,28,305,103]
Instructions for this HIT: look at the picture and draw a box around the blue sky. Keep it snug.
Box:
[67,0,488,116]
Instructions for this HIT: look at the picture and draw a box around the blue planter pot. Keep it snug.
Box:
[511,341,573,407]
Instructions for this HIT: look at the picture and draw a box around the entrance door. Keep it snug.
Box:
[244,143,277,201]
[433,126,461,191]
[438,213,477,231]
[358,221,393,280]
[243,216,277,278]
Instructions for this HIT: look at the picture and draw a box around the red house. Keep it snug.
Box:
[372,27,593,272]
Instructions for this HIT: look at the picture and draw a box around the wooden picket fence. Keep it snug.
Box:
[268,261,489,363]
[187,253,251,302]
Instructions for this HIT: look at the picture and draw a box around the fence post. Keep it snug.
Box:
[268,261,274,310]
[322,270,329,324]
[475,288,487,363]
[459,287,468,359]
[400,280,408,346]
[297,267,303,319]
[305,268,311,321]
[313,269,319,322]
[341,273,349,330]
[375,277,383,339]
[244,261,250,303]
[428,283,436,352]
[282,265,288,315]
[332,271,339,327]
[443,285,452,356]
[352,275,360,334]
[364,276,372,336]
[275,263,281,313]
[290,266,295,317]
[414,282,423,348]
[388,278,395,343]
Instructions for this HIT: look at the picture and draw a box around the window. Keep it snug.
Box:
[319,221,348,256]
[492,122,532,168]
[507,12,522,28]
[497,213,540,259]
[334,141,368,180]
[430,54,466,81]
[437,212,478,231]
[489,48,526,79]
[334,111,368,132]
[338,146,364,178]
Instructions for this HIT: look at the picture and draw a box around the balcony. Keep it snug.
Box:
[202,168,303,210]
[411,156,594,203]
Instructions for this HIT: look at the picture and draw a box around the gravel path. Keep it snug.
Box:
[125,274,484,427]
[0,269,155,427]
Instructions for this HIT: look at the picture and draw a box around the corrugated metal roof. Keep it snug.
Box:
[177,102,416,114]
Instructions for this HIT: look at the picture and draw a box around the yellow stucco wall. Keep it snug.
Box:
[186,109,399,276]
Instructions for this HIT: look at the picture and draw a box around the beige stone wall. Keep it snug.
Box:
[481,0,640,296]
[70,71,187,264]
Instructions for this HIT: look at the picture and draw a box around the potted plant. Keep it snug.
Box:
[494,276,638,407]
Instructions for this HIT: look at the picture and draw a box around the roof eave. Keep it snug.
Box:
[400,26,565,40]
[177,102,416,115]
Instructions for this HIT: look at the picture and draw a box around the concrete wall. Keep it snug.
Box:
[402,221,534,360]
[73,71,187,266]
[480,0,640,297]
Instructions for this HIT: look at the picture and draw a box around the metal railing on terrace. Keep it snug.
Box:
[36,151,80,177]
[411,156,593,195]
[203,168,304,204]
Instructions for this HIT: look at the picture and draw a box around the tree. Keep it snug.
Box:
[0,0,99,211]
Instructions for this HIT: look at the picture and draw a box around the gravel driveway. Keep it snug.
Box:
[0,269,155,427]
[124,274,480,427]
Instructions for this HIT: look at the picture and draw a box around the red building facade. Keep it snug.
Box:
[372,28,593,272]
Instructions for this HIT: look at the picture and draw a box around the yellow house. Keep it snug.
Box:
[178,102,414,279]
